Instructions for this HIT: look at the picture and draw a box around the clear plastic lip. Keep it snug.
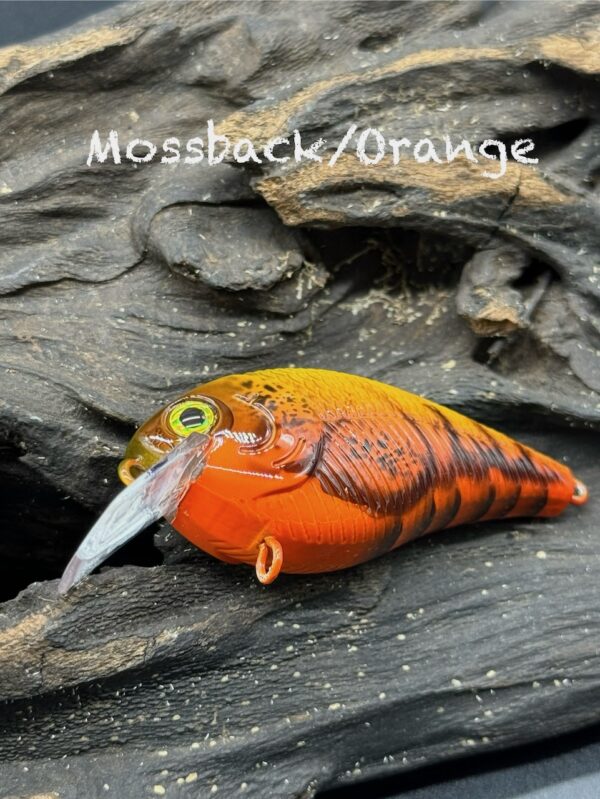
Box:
[57,432,212,595]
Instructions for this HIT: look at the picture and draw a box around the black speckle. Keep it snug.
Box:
[241,380,253,389]
[263,384,277,393]
[377,454,397,477]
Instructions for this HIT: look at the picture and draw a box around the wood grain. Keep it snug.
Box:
[0,1,598,797]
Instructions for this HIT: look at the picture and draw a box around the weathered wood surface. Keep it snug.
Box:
[0,1,599,797]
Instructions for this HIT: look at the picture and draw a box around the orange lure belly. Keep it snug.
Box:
[168,369,587,579]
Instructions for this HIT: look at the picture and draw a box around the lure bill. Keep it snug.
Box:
[58,432,212,594]
[58,368,588,593]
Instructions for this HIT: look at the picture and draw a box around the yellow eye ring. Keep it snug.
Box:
[167,399,217,438]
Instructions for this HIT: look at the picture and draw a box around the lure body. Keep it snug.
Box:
[116,368,587,584]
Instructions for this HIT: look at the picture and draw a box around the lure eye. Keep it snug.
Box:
[167,400,217,438]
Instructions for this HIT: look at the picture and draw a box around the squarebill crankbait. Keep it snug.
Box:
[59,368,588,593]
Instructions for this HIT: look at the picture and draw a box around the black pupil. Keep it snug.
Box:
[179,406,206,429]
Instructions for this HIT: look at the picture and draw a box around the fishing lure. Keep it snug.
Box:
[59,368,587,593]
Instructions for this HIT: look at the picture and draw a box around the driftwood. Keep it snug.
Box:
[0,1,599,797]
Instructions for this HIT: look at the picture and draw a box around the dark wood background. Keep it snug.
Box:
[0,2,598,798]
